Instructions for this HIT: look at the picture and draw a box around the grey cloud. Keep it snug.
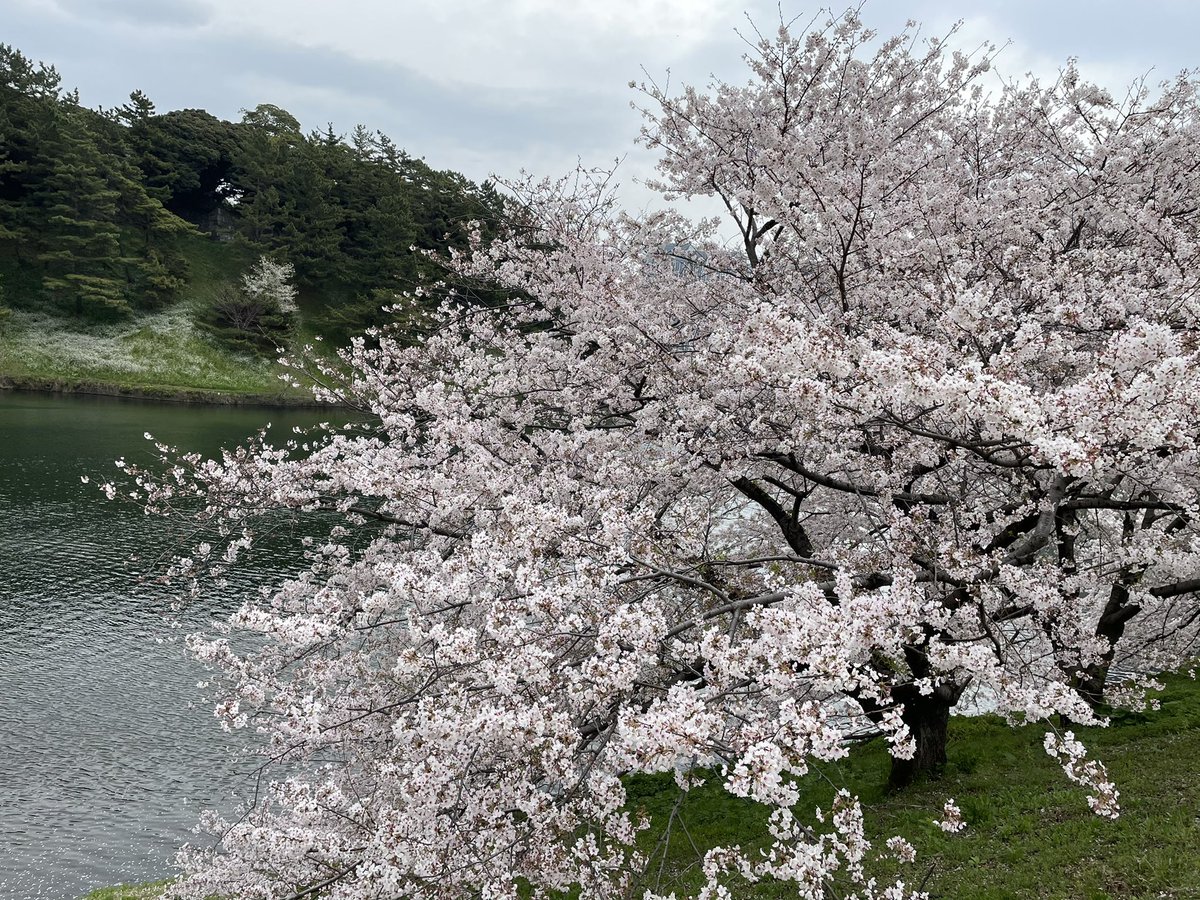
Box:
[192,33,640,188]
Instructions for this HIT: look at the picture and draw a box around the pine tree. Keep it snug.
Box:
[127,107,237,220]
[33,110,128,316]
[0,45,62,258]
[115,88,154,126]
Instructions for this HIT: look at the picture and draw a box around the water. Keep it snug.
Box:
[0,393,343,900]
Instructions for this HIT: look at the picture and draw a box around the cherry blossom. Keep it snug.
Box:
[934,800,965,834]
[125,9,1200,899]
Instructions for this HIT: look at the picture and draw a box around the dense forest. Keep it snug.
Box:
[0,43,505,351]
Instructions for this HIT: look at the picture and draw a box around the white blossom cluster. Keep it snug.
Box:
[933,800,965,834]
[1043,731,1120,819]
[121,10,1200,899]
[242,256,299,314]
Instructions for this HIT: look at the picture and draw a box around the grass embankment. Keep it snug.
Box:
[627,676,1200,899]
[83,676,1200,900]
[0,237,334,405]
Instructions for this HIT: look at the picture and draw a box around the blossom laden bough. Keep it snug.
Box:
[124,9,1200,899]
[1044,731,1120,819]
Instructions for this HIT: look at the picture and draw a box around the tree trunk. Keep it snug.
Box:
[858,675,964,790]
[1071,572,1142,711]
[887,685,953,790]
[1073,665,1108,710]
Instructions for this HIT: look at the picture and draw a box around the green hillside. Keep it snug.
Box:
[0,234,300,398]
[0,44,506,400]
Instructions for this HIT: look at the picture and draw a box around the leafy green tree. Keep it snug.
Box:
[238,103,301,137]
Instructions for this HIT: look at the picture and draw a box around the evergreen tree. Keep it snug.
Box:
[111,167,193,309]
[115,88,154,126]
[33,110,128,316]
[1,51,195,316]
[0,274,11,332]
[0,45,62,258]
[228,105,305,249]
[275,128,345,283]
[128,107,237,220]
[0,42,509,337]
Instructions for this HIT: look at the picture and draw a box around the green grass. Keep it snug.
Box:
[82,679,1200,899]
[0,305,297,395]
[626,676,1200,899]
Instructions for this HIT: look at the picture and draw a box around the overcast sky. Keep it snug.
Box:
[7,0,1200,213]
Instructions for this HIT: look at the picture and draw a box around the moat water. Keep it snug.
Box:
[0,393,340,900]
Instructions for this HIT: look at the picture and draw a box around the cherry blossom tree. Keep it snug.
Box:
[130,10,1200,899]
[241,255,299,315]
[201,255,299,354]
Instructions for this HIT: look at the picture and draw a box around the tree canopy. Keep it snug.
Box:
[0,44,503,333]
[125,11,1200,900]
[0,45,190,316]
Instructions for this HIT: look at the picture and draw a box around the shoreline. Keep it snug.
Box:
[0,373,339,409]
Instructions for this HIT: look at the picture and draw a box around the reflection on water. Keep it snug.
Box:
[0,393,340,900]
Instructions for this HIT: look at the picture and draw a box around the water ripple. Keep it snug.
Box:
[0,394,342,900]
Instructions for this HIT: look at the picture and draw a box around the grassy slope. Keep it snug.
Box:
[0,236,321,399]
[630,677,1200,900]
[82,676,1200,900]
